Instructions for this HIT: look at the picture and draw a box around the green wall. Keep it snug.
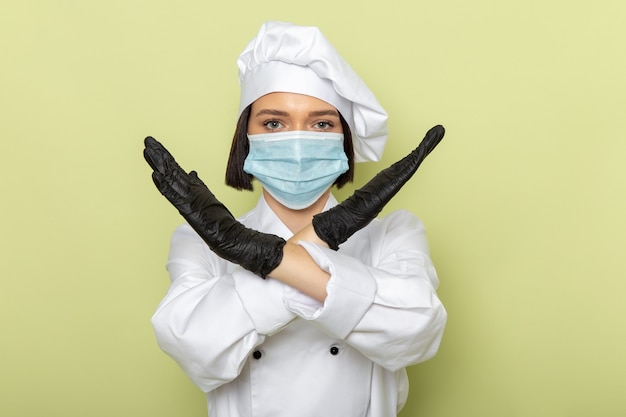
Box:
[2,1,625,416]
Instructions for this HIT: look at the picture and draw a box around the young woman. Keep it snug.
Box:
[144,21,447,417]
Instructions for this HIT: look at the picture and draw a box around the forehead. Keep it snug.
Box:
[251,92,338,113]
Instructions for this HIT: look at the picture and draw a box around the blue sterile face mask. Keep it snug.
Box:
[243,131,349,210]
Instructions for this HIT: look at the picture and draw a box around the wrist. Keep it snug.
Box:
[288,224,329,248]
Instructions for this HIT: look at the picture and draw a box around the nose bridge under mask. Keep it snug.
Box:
[247,130,344,145]
[248,131,344,165]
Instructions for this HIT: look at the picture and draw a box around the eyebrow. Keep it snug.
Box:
[254,109,289,117]
[308,109,340,118]
[254,109,340,118]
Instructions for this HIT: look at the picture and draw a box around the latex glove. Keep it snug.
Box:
[143,136,286,278]
[312,125,445,250]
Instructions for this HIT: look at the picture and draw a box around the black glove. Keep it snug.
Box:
[312,125,445,250]
[143,136,286,278]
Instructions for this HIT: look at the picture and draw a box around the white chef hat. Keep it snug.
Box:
[237,21,388,162]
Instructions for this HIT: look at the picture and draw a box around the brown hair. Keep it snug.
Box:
[225,104,355,190]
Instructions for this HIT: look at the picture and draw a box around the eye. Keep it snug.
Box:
[263,120,283,130]
[313,120,334,130]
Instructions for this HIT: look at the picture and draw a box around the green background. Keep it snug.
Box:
[2,1,625,416]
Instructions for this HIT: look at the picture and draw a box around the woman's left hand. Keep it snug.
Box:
[312,125,445,250]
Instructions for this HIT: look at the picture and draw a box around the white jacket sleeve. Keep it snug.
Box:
[284,210,447,372]
[151,224,296,393]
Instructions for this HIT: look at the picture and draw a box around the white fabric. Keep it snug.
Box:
[152,194,447,417]
[237,21,389,162]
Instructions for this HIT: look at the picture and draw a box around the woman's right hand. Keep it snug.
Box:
[144,136,286,278]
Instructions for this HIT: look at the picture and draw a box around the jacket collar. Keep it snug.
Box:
[252,193,338,240]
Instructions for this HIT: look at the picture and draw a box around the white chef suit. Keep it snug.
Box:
[152,193,447,417]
